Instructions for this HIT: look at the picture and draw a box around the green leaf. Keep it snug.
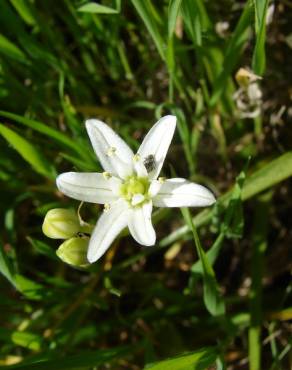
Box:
[191,169,246,276]
[27,238,58,261]
[241,153,292,200]
[131,0,165,59]
[78,2,119,14]
[191,233,225,275]
[14,274,47,300]
[145,347,217,370]
[181,208,225,316]
[161,151,292,247]
[252,0,269,75]
[11,331,43,351]
[0,328,42,351]
[9,0,37,26]
[168,0,182,37]
[0,34,28,64]
[0,111,84,157]
[0,124,56,179]
[223,169,246,239]
[0,241,46,300]
[0,346,133,370]
[0,240,15,286]
[210,1,253,106]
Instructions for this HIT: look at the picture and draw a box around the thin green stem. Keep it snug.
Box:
[248,191,272,370]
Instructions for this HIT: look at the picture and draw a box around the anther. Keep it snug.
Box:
[158,177,166,184]
[106,147,116,157]
[102,171,112,180]
[104,203,111,212]
[133,153,141,162]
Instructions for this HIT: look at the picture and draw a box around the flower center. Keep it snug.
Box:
[119,176,150,207]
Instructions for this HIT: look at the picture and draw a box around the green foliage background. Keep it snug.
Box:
[0,0,291,369]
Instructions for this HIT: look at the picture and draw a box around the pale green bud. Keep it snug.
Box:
[42,208,80,239]
[56,237,89,267]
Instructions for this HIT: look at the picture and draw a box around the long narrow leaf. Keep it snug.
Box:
[252,0,269,74]
[0,124,56,179]
[181,208,225,316]
[0,110,84,157]
[161,151,292,246]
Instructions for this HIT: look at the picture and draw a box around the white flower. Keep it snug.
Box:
[56,116,215,263]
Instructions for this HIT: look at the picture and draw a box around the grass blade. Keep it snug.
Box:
[252,0,269,75]
[0,34,28,64]
[181,208,225,316]
[0,346,134,370]
[0,124,56,179]
[78,2,119,14]
[168,0,182,37]
[0,110,85,158]
[248,191,272,370]
[161,151,292,246]
[131,0,165,59]
[145,347,217,369]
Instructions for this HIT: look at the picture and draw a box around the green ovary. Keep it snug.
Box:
[119,176,150,205]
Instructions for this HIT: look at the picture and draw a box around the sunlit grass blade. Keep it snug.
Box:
[0,110,86,158]
[77,2,119,14]
[9,0,37,26]
[145,347,218,370]
[0,124,56,179]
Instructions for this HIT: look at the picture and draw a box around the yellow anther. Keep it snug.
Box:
[158,177,166,184]
[102,172,112,180]
[133,153,141,162]
[106,147,116,157]
[104,203,111,212]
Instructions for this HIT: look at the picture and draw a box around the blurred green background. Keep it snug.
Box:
[0,0,291,369]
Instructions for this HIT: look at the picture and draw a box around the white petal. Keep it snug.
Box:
[56,172,118,204]
[133,160,148,177]
[148,180,162,197]
[128,202,156,246]
[137,115,176,179]
[86,119,134,179]
[87,199,129,263]
[153,178,216,207]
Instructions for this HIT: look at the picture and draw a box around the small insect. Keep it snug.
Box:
[143,154,156,172]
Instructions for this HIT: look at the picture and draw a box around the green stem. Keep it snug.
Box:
[248,191,272,370]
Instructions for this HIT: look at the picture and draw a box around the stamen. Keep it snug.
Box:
[104,203,111,212]
[133,153,141,162]
[158,177,166,184]
[102,171,112,180]
[106,147,116,157]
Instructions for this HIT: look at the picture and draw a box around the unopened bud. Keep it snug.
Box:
[42,208,80,239]
[56,237,89,267]
[235,68,261,88]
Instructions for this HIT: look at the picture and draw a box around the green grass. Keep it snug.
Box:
[0,0,291,369]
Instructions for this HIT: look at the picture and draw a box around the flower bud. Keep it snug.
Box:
[42,208,80,239]
[235,68,261,88]
[56,237,89,267]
